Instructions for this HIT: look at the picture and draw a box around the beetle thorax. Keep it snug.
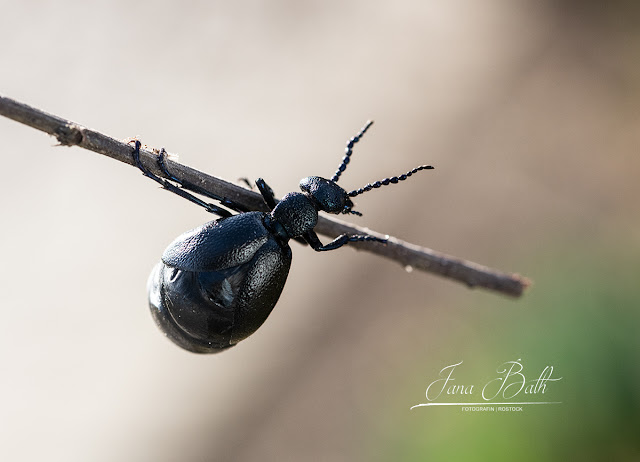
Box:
[270,192,318,238]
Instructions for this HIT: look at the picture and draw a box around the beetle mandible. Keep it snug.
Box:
[132,121,433,353]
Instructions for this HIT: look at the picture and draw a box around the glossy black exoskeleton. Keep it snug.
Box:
[132,121,433,353]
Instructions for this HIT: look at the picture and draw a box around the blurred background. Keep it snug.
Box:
[1,0,639,460]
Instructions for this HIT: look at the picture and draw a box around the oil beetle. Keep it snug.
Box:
[132,121,433,353]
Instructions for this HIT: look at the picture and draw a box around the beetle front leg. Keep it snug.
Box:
[303,230,387,252]
[255,178,277,210]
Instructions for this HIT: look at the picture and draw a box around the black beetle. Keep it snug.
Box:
[132,121,433,353]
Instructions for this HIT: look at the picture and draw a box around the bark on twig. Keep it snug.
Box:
[0,95,530,296]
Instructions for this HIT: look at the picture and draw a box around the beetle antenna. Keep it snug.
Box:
[348,165,434,197]
[331,120,374,183]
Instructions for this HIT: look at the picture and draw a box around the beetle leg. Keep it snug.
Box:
[303,230,386,252]
[132,141,233,218]
[255,178,277,210]
[155,147,254,214]
[237,177,253,189]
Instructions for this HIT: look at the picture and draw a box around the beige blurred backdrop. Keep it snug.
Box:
[1,1,639,461]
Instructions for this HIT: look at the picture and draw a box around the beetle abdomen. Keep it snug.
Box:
[148,214,293,353]
[148,263,240,352]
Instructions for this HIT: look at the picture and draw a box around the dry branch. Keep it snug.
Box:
[0,95,530,296]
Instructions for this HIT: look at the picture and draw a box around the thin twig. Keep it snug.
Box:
[0,95,530,296]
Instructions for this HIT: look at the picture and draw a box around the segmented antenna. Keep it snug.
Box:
[331,120,374,183]
[348,165,434,197]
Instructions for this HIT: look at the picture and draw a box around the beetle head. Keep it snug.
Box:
[299,176,358,215]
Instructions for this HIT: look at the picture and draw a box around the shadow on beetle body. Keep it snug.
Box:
[133,121,433,353]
